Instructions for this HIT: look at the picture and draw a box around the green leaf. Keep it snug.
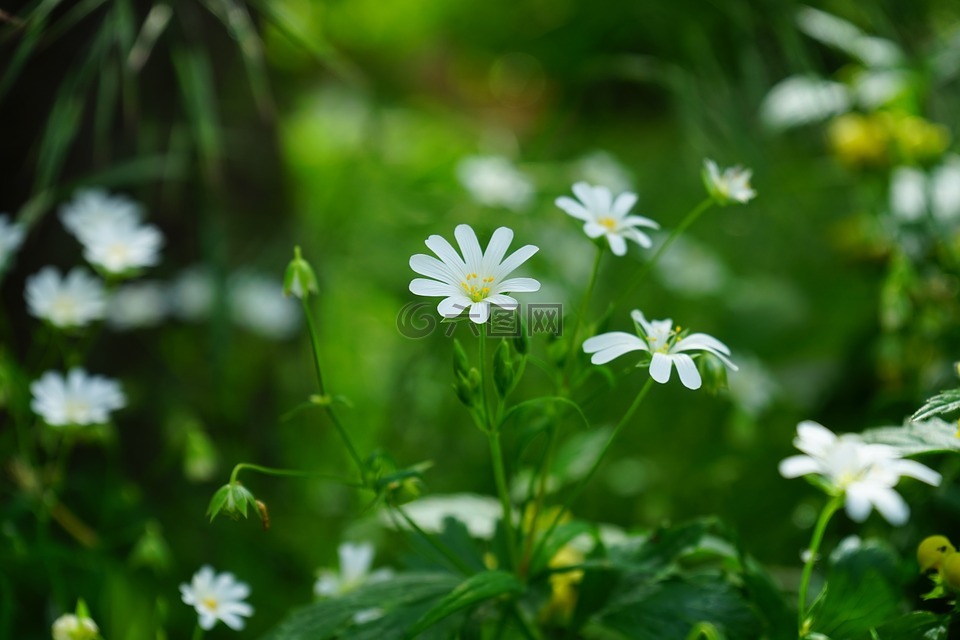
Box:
[405,570,524,638]
[591,573,761,640]
[206,485,231,521]
[263,573,460,640]
[860,419,960,455]
[913,389,960,422]
[871,612,948,640]
[171,47,222,181]
[810,539,901,639]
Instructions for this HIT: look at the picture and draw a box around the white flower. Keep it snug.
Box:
[229,272,300,339]
[778,421,941,525]
[106,281,169,330]
[890,157,960,224]
[80,222,163,275]
[456,155,534,212]
[314,542,392,598]
[555,182,659,256]
[702,159,756,205]
[60,189,143,236]
[31,368,125,427]
[60,189,163,274]
[52,613,99,640]
[180,566,253,631]
[25,267,106,328]
[384,493,505,539]
[582,310,738,390]
[409,224,540,324]
[169,267,215,321]
[0,214,25,270]
[760,76,851,130]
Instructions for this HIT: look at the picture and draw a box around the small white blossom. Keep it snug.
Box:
[760,76,851,130]
[409,224,540,324]
[555,182,659,256]
[60,189,143,236]
[890,158,960,224]
[0,214,25,270]
[702,159,756,205]
[106,281,169,330]
[778,421,941,525]
[582,310,738,390]
[180,566,253,631]
[456,155,534,212]
[314,542,392,598]
[168,267,215,321]
[52,613,99,640]
[31,369,125,427]
[81,222,163,275]
[25,267,106,328]
[229,272,300,339]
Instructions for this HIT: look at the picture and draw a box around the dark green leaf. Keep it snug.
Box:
[405,570,524,637]
[861,419,960,455]
[913,390,960,422]
[871,612,948,640]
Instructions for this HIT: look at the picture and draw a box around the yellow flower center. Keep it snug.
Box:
[202,597,219,611]
[598,217,617,230]
[460,273,494,302]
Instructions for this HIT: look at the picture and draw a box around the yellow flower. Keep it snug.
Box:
[540,545,584,624]
[828,113,889,167]
[917,535,955,572]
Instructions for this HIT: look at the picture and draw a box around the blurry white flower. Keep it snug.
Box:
[169,267,215,321]
[779,421,941,525]
[653,237,729,296]
[229,272,300,339]
[582,310,738,390]
[890,157,960,224]
[31,368,125,427]
[456,155,534,212]
[180,566,253,631]
[409,224,540,324]
[106,281,169,330]
[386,493,504,539]
[796,7,903,68]
[575,151,634,193]
[52,613,99,640]
[60,189,143,236]
[25,267,106,328]
[0,214,25,270]
[760,76,851,130]
[314,542,392,598]
[80,222,163,275]
[853,70,909,109]
[352,608,385,624]
[702,160,756,205]
[555,183,659,256]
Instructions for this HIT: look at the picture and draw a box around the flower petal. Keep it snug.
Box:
[572,182,596,211]
[425,234,466,271]
[495,245,538,280]
[611,192,637,217]
[485,294,518,309]
[606,233,627,256]
[482,227,514,273]
[438,296,470,318]
[649,352,673,384]
[890,459,941,486]
[864,485,909,526]
[671,354,702,389]
[844,484,873,522]
[410,278,457,297]
[556,196,593,222]
[468,301,490,324]
[583,222,606,239]
[778,455,822,479]
[455,225,483,274]
[497,277,540,293]
[588,342,647,365]
[582,331,646,353]
[410,254,459,283]
[622,215,660,229]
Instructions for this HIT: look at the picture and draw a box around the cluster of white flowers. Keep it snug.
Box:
[456,155,534,212]
[60,189,163,275]
[180,566,254,631]
[779,421,940,525]
[889,158,960,224]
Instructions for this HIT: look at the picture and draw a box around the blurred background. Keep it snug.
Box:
[2,0,960,636]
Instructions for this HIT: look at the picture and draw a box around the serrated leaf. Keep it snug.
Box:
[913,389,960,422]
[810,539,901,638]
[871,611,948,640]
[405,570,524,638]
[860,419,960,455]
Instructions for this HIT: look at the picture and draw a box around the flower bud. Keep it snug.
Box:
[452,338,470,379]
[940,552,960,590]
[128,520,173,572]
[283,246,319,299]
[697,352,728,395]
[52,601,99,640]
[207,481,260,522]
[918,535,956,572]
[453,367,481,408]
[493,340,515,397]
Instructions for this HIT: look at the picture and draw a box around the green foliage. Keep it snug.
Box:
[913,389,960,423]
[406,570,524,637]
[860,419,960,455]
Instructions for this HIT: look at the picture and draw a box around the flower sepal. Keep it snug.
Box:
[207,481,263,523]
[284,246,319,299]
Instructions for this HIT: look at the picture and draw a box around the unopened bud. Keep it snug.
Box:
[453,338,470,379]
[283,246,319,299]
[697,352,728,395]
[918,535,956,572]
[52,601,99,640]
[207,482,259,522]
[493,340,515,397]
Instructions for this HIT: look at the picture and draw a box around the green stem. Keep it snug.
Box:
[393,505,473,575]
[561,245,603,389]
[300,298,365,479]
[615,198,713,310]
[511,603,542,640]
[230,463,362,488]
[192,623,204,640]
[531,378,655,569]
[797,494,843,634]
